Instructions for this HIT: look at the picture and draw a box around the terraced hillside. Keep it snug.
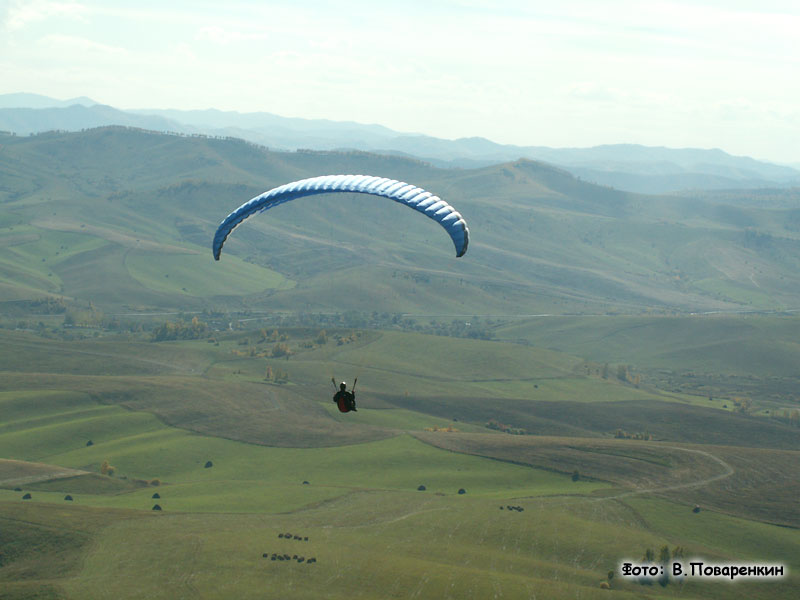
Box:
[2,326,798,599]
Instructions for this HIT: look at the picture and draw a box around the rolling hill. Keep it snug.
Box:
[1,126,799,599]
[2,127,800,319]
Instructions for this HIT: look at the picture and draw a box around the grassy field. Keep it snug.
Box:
[415,432,800,527]
[493,314,800,378]
[0,387,608,512]
[8,326,795,452]
[124,250,292,297]
[1,314,799,598]
[494,314,800,417]
[1,354,797,598]
[4,489,796,600]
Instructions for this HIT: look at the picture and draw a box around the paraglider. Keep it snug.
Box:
[212,175,469,260]
[332,378,357,413]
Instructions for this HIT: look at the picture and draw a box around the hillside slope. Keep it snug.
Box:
[2,127,800,315]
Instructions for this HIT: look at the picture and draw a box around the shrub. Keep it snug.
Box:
[271,342,291,357]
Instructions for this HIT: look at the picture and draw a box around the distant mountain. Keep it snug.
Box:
[0,103,194,136]
[0,92,98,109]
[2,93,799,193]
[129,107,412,140]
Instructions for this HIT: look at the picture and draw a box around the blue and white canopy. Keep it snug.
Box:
[212,174,469,260]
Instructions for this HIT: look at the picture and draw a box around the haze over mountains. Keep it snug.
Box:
[2,93,799,194]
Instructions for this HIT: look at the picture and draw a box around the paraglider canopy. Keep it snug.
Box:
[212,174,469,260]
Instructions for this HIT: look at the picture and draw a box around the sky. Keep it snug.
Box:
[1,0,798,163]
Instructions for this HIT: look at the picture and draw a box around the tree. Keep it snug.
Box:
[639,548,655,586]
[732,396,752,414]
[151,317,209,341]
[658,545,671,587]
[271,342,291,357]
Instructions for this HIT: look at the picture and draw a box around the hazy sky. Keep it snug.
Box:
[1,0,798,162]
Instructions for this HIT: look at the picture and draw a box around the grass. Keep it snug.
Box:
[657,444,800,527]
[0,329,213,376]
[45,491,798,600]
[1,410,608,511]
[0,226,109,299]
[417,432,800,527]
[0,501,137,600]
[125,250,292,297]
[622,497,800,568]
[1,227,108,268]
[279,330,593,401]
[0,310,797,598]
[0,362,796,599]
[493,314,800,378]
[0,458,86,490]
[319,404,488,433]
[0,375,609,518]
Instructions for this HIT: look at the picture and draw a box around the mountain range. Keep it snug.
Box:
[2,92,798,194]
[2,126,800,319]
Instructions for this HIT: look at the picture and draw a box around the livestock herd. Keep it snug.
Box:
[265,532,317,565]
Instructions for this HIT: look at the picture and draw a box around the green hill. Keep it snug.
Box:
[2,127,800,599]
[3,127,800,316]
